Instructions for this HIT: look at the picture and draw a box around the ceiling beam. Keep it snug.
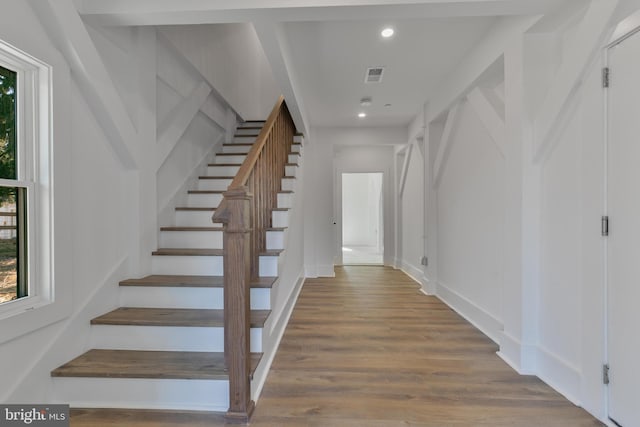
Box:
[253,21,310,136]
[79,0,574,26]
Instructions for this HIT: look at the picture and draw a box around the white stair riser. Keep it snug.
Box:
[288,154,300,164]
[175,210,216,227]
[236,127,261,135]
[187,193,223,207]
[272,211,289,228]
[214,155,246,164]
[52,378,229,412]
[152,255,223,276]
[291,145,302,154]
[233,136,256,144]
[119,286,271,310]
[266,230,284,250]
[197,179,232,191]
[222,145,252,154]
[90,325,262,352]
[277,192,294,209]
[259,256,279,277]
[159,230,223,249]
[206,165,240,176]
[293,135,303,143]
[282,178,296,192]
[285,165,298,177]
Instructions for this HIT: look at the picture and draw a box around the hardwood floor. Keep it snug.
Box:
[70,266,604,426]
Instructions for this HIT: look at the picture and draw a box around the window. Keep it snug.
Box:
[0,38,55,330]
[0,65,28,305]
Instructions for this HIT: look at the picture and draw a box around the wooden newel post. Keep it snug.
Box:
[212,186,255,423]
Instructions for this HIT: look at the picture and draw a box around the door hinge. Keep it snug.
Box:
[602,216,609,236]
[603,364,610,385]
[603,67,610,88]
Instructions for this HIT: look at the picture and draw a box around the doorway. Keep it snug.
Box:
[606,27,640,427]
[341,173,384,265]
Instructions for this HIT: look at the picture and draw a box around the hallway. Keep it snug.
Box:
[70,266,603,426]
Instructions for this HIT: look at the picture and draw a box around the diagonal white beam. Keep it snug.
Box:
[156,81,212,170]
[253,21,310,135]
[29,0,138,170]
[466,86,506,156]
[79,0,573,26]
[433,103,461,188]
[399,144,413,197]
[532,0,617,161]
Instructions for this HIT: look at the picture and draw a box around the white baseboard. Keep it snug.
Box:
[497,332,536,375]
[304,264,335,278]
[436,280,502,344]
[399,261,434,294]
[536,346,582,407]
[252,274,305,401]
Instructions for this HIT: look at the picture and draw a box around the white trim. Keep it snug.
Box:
[536,346,583,407]
[435,280,502,344]
[156,80,212,170]
[466,86,506,156]
[252,274,305,401]
[433,102,461,188]
[398,144,413,197]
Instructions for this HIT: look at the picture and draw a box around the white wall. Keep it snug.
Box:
[159,23,280,120]
[435,99,505,341]
[304,126,406,277]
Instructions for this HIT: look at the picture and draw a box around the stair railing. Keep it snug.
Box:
[212,95,295,422]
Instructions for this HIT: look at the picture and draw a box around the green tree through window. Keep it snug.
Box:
[0,65,19,304]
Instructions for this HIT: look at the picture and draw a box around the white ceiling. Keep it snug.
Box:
[78,0,577,130]
[282,17,498,127]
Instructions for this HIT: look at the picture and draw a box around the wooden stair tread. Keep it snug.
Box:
[242,120,266,123]
[234,134,258,137]
[237,126,263,129]
[271,208,290,212]
[120,275,224,287]
[152,248,224,256]
[224,143,254,146]
[294,132,304,136]
[198,176,234,179]
[278,190,294,194]
[52,349,262,380]
[283,176,296,179]
[175,207,216,211]
[187,190,224,194]
[160,226,223,232]
[91,307,271,328]
[119,275,277,289]
[216,153,247,156]
[261,249,284,256]
[285,163,299,167]
[266,227,287,231]
[208,163,242,167]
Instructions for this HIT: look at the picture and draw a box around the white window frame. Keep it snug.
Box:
[0,39,54,326]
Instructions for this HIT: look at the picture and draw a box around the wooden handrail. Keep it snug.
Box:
[212,96,296,423]
[229,95,285,189]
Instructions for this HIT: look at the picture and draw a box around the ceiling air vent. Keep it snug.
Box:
[365,67,385,83]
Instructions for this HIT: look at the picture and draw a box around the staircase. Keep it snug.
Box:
[51,104,303,417]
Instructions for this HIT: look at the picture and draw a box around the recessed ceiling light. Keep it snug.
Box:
[381,27,394,38]
[358,112,367,118]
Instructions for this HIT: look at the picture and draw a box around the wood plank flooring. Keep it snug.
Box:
[70,266,604,426]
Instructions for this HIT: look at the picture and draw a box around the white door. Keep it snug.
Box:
[607,29,640,427]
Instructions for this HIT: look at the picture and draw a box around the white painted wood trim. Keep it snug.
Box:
[156,81,212,170]
[31,0,138,169]
[466,86,506,157]
[533,0,617,162]
[433,103,461,188]
[398,144,413,197]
